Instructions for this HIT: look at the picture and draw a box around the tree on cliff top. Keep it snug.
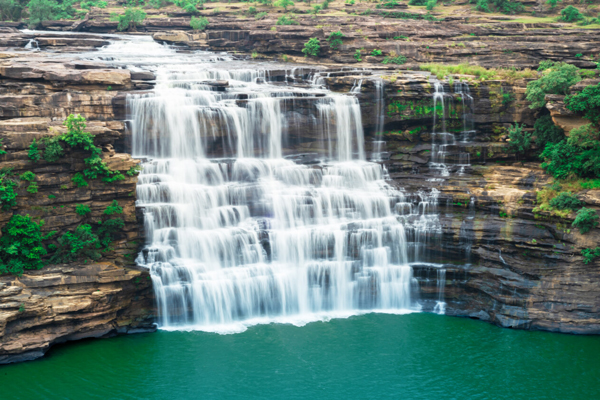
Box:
[110,7,147,32]
[525,62,581,109]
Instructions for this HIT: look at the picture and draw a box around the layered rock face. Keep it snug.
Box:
[0,38,157,364]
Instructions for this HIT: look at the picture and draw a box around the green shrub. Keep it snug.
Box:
[408,0,426,4]
[382,55,407,65]
[26,0,57,27]
[426,0,436,10]
[274,0,294,9]
[564,83,600,126]
[0,170,17,211]
[26,182,38,194]
[501,91,514,106]
[546,0,561,8]
[80,0,107,9]
[110,7,146,32]
[540,140,600,179]
[549,192,582,211]
[104,200,123,216]
[582,247,600,264]
[96,218,125,248]
[0,215,55,276]
[255,11,268,19]
[525,62,581,109]
[126,164,143,176]
[302,38,320,57]
[567,124,599,148]
[371,49,383,56]
[50,224,102,264]
[559,5,583,22]
[72,172,88,187]
[534,115,564,150]
[327,31,344,50]
[76,204,91,216]
[190,16,209,30]
[508,123,531,156]
[0,0,25,21]
[475,0,523,14]
[20,171,35,182]
[277,15,298,25]
[48,194,56,199]
[572,207,599,234]
[354,49,362,62]
[42,137,64,162]
[28,139,40,163]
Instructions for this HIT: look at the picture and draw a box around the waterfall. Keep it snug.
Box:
[93,36,446,332]
[371,78,386,162]
[429,79,474,176]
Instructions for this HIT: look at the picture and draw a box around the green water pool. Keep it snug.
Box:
[2,313,599,399]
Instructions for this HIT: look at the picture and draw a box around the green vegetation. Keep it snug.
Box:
[507,123,531,157]
[327,31,344,50]
[371,49,383,57]
[0,170,17,211]
[564,83,600,125]
[50,200,124,264]
[190,16,209,31]
[572,207,598,233]
[277,15,298,25]
[559,5,583,22]
[172,0,204,14]
[475,0,524,14]
[126,165,143,176]
[20,171,38,194]
[549,192,582,211]
[110,7,146,32]
[28,139,40,163]
[274,0,294,10]
[420,63,535,82]
[42,137,65,162]
[80,0,106,10]
[582,247,600,264]
[525,62,581,109]
[25,0,76,27]
[75,204,91,216]
[533,115,564,150]
[546,0,561,8]
[72,172,88,187]
[382,55,407,65]
[426,0,436,10]
[0,214,55,276]
[302,38,320,57]
[540,124,600,179]
[354,49,362,62]
[0,0,26,22]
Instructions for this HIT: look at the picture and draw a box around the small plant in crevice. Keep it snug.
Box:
[190,16,209,30]
[126,164,143,176]
[382,55,407,65]
[0,169,17,211]
[76,204,92,216]
[582,247,600,264]
[20,171,38,194]
[28,139,40,162]
[371,49,383,56]
[354,49,362,62]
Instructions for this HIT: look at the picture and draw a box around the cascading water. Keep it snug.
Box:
[429,80,474,176]
[81,36,444,332]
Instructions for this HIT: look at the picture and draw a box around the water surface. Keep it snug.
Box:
[2,313,599,399]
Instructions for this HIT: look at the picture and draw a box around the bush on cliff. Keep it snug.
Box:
[582,247,600,264]
[28,139,40,163]
[0,215,55,276]
[549,192,582,211]
[475,0,524,14]
[190,16,209,30]
[559,5,584,22]
[302,38,320,57]
[0,169,18,211]
[526,62,581,109]
[564,83,600,126]
[0,0,25,22]
[533,115,564,150]
[572,207,599,234]
[507,123,531,157]
[327,31,344,50]
[110,7,146,32]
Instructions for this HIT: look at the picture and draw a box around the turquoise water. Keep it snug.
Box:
[2,313,600,399]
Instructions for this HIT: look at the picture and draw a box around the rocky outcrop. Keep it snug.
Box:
[0,262,154,364]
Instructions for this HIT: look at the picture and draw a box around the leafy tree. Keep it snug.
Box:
[525,62,581,109]
[0,215,55,276]
[26,0,56,26]
[110,7,146,31]
[426,0,436,10]
[560,5,583,22]
[0,0,26,21]
[190,16,209,30]
[564,83,600,126]
[567,124,600,148]
[572,207,599,234]
[541,139,600,179]
[302,38,320,57]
